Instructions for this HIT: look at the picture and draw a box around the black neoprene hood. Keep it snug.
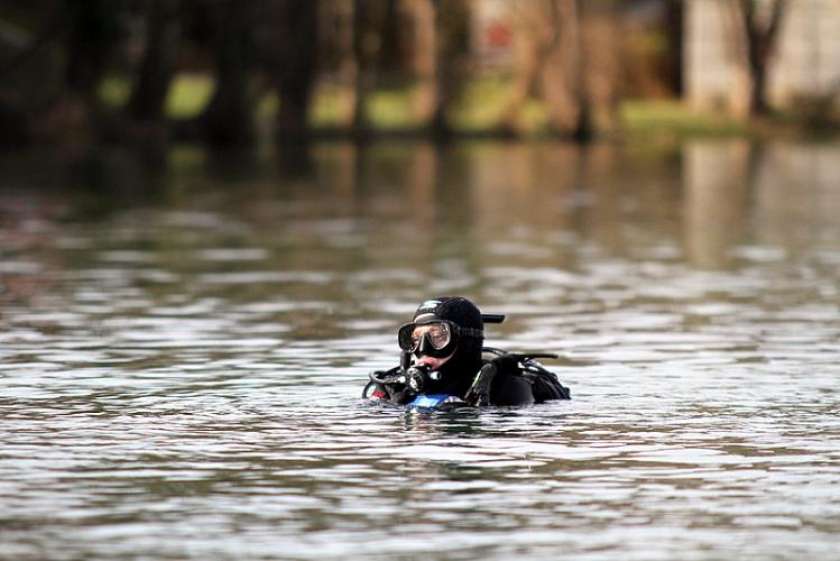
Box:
[412,297,484,333]
[407,297,485,396]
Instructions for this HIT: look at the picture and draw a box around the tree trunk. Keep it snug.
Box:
[0,3,65,145]
[60,0,121,135]
[270,0,319,142]
[201,1,256,146]
[335,2,358,129]
[429,0,450,140]
[406,0,458,140]
[541,0,583,137]
[64,0,117,104]
[720,0,752,118]
[408,0,438,130]
[379,0,402,73]
[665,0,683,96]
[579,3,621,137]
[128,0,179,123]
[724,0,788,117]
[503,0,559,133]
[742,0,788,115]
[0,101,30,147]
[351,0,371,137]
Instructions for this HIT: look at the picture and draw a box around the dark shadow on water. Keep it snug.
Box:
[2,138,839,273]
[203,146,264,183]
[276,139,315,178]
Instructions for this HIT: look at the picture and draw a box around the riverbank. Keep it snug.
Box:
[93,73,840,144]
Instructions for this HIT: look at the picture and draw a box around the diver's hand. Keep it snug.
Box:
[383,384,414,405]
[464,362,498,406]
[367,369,415,405]
[465,354,536,406]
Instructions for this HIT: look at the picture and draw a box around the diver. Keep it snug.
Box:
[362,296,570,409]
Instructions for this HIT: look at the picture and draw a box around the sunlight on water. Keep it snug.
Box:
[1,140,839,561]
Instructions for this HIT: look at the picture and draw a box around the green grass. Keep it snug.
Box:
[620,99,750,137]
[100,73,778,139]
[99,76,131,108]
[99,73,213,118]
[367,88,420,129]
[165,74,214,118]
[252,83,423,129]
[452,76,547,133]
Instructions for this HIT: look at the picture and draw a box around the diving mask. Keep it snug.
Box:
[397,320,483,358]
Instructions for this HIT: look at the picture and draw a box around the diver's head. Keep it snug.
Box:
[397,297,484,376]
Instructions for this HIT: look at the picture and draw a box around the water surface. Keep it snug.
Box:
[1,140,839,560]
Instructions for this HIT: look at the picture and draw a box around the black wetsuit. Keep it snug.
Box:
[369,296,570,408]
[363,350,570,407]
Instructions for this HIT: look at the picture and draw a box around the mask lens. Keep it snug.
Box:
[398,322,454,353]
[412,323,451,350]
[414,323,452,350]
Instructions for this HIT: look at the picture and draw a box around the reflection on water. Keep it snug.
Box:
[1,140,839,561]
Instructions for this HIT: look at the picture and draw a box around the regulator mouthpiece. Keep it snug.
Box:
[405,365,441,394]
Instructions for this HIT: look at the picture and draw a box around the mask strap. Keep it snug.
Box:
[458,326,484,339]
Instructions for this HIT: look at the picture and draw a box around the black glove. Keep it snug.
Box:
[464,362,499,406]
[368,369,416,405]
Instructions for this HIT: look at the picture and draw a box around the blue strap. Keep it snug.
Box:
[408,394,458,409]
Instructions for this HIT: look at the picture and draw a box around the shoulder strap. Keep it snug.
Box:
[520,358,570,401]
[482,348,570,402]
[464,362,498,406]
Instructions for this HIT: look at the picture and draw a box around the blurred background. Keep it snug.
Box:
[1,0,838,150]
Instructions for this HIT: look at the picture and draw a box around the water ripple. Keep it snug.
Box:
[2,142,840,561]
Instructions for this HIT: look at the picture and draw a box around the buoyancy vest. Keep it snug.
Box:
[363,348,570,408]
